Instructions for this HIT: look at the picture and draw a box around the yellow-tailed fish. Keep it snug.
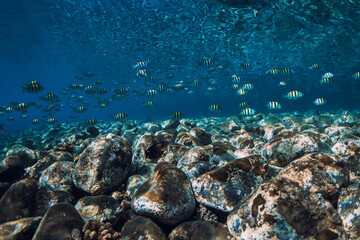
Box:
[314,98,326,105]
[309,64,319,70]
[283,90,304,100]
[142,101,156,108]
[266,69,279,75]
[279,81,286,86]
[240,108,255,116]
[322,72,333,78]
[171,112,184,120]
[47,118,57,124]
[83,72,94,78]
[85,119,97,126]
[23,80,44,93]
[236,89,247,96]
[266,101,281,110]
[238,102,248,108]
[241,62,251,70]
[145,89,158,97]
[353,72,360,79]
[114,113,128,121]
[320,77,332,84]
[208,104,222,112]
[242,83,253,90]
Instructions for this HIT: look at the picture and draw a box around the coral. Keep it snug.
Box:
[82,220,121,240]
[54,142,75,154]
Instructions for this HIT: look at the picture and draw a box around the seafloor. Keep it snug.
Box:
[0,110,359,239]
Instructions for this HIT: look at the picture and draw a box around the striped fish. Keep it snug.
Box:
[240,108,256,116]
[114,113,128,121]
[313,98,326,105]
[171,112,184,120]
[283,90,303,100]
[23,81,44,93]
[208,104,222,112]
[267,101,281,110]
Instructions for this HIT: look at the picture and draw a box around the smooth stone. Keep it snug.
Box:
[142,122,161,132]
[32,203,83,240]
[121,216,167,240]
[168,221,232,240]
[160,119,180,129]
[72,134,132,195]
[227,177,346,239]
[192,155,267,212]
[132,133,166,168]
[75,195,120,225]
[131,162,195,225]
[0,179,37,224]
[189,127,212,146]
[0,217,42,240]
[39,161,74,192]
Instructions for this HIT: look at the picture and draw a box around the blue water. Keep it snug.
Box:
[1,0,360,132]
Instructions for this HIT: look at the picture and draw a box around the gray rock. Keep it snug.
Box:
[39,161,74,192]
[72,134,132,195]
[142,122,161,132]
[131,162,195,225]
[121,216,167,240]
[32,203,83,240]
[189,127,212,146]
[0,217,42,240]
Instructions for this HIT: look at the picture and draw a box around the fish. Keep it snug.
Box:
[32,119,39,124]
[85,119,97,126]
[236,89,247,96]
[266,101,281,110]
[146,76,157,82]
[241,62,251,70]
[156,85,165,92]
[83,72,94,78]
[98,88,108,94]
[232,76,241,84]
[240,108,256,116]
[353,72,360,79]
[174,84,184,91]
[137,69,149,77]
[47,118,57,124]
[22,114,29,119]
[202,60,214,68]
[232,84,240,90]
[41,92,61,102]
[238,102,248,108]
[7,117,15,121]
[145,89,158,97]
[95,80,102,85]
[70,84,83,89]
[75,75,84,80]
[281,68,295,75]
[171,112,184,120]
[208,104,222,112]
[266,69,280,75]
[320,77,332,84]
[114,88,129,95]
[114,113,128,121]
[322,72,333,78]
[314,98,326,105]
[309,64,319,70]
[14,103,29,112]
[192,80,200,87]
[23,80,44,93]
[133,59,151,69]
[75,106,87,113]
[142,101,156,108]
[169,64,177,69]
[84,86,97,94]
[279,81,286,86]
[5,107,14,113]
[242,83,254,90]
[283,90,304,100]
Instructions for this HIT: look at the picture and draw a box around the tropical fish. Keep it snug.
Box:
[23,80,44,93]
[174,84,184,91]
[137,69,149,77]
[14,102,29,112]
[171,112,184,120]
[192,80,200,87]
[241,62,251,70]
[240,108,256,116]
[236,89,247,96]
[70,83,83,89]
[169,64,177,69]
[7,117,15,121]
[98,88,108,94]
[266,69,279,75]
[314,98,326,105]
[85,119,97,126]
[242,83,254,90]
[84,86,97,94]
[208,104,222,112]
[232,76,241,84]
[133,59,151,69]
[114,88,129,95]
[283,90,304,100]
[322,72,333,78]
[353,72,360,79]
[142,101,156,108]
[232,84,240,90]
[75,75,84,80]
[281,68,295,75]
[75,106,87,113]
[42,92,60,102]
[266,101,281,110]
[279,81,286,86]
[237,102,248,108]
[5,107,14,113]
[309,64,319,70]
[47,118,57,124]
[320,77,332,84]
[83,72,94,78]
[114,113,128,121]
[32,119,39,124]
[145,89,158,97]
[156,85,165,92]
[202,60,214,68]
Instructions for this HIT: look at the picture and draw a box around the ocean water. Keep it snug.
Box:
[0,0,360,133]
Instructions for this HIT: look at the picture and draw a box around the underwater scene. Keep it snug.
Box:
[0,0,360,239]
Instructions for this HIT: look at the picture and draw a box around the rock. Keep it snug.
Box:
[175,132,193,146]
[34,187,75,216]
[6,144,37,160]
[160,119,180,129]
[264,131,318,167]
[161,143,189,165]
[0,179,37,224]
[325,126,355,144]
[177,146,212,170]
[131,162,195,225]
[25,150,73,180]
[192,155,267,212]
[126,174,147,197]
[73,134,132,195]
[220,119,241,133]
[39,161,74,192]
[142,122,161,132]
[0,217,42,240]
[168,221,232,240]
[337,181,360,239]
[32,203,83,240]
[227,177,346,239]
[263,123,286,141]
[75,195,120,225]
[189,127,212,146]
[121,216,167,240]
[86,126,99,137]
[132,133,166,168]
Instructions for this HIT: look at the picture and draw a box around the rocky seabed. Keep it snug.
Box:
[1,110,360,240]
